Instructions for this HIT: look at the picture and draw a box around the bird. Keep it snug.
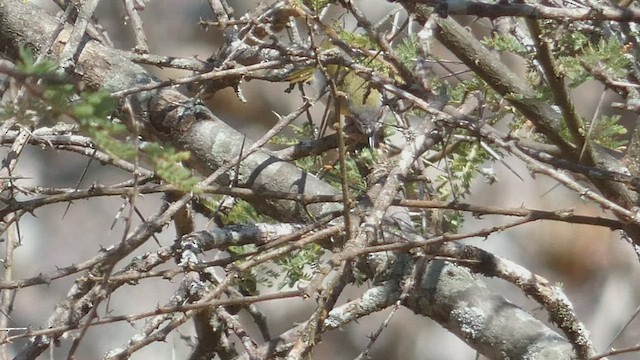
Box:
[284,47,388,148]
[334,68,386,148]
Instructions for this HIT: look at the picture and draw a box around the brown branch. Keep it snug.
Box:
[412,0,640,22]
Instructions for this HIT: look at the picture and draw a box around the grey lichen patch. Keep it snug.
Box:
[451,306,486,340]
[523,338,575,360]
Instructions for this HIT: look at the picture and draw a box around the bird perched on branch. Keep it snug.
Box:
[288,60,388,149]
[332,66,387,148]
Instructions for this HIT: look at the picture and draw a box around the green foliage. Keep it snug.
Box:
[271,122,368,195]
[271,121,323,174]
[332,29,392,79]
[228,243,324,290]
[16,47,57,75]
[227,245,264,291]
[448,77,505,120]
[582,38,631,78]
[12,49,134,160]
[443,211,465,233]
[557,112,628,152]
[321,153,368,193]
[335,29,377,51]
[559,28,590,54]
[448,78,477,105]
[397,35,450,95]
[588,114,628,151]
[396,35,419,65]
[141,143,199,192]
[224,199,266,224]
[435,142,491,201]
[72,90,137,160]
[270,122,316,146]
[255,265,279,288]
[428,142,492,233]
[482,33,530,57]
[557,35,631,88]
[211,239,322,297]
[302,0,334,12]
[273,243,324,289]
[5,47,203,192]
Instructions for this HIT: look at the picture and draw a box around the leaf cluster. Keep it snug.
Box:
[435,142,491,202]
[7,48,202,192]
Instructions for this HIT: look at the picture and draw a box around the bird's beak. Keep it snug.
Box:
[368,132,377,148]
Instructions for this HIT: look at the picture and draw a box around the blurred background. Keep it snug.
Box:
[1,0,638,358]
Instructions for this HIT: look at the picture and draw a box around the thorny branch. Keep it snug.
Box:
[2,0,640,359]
